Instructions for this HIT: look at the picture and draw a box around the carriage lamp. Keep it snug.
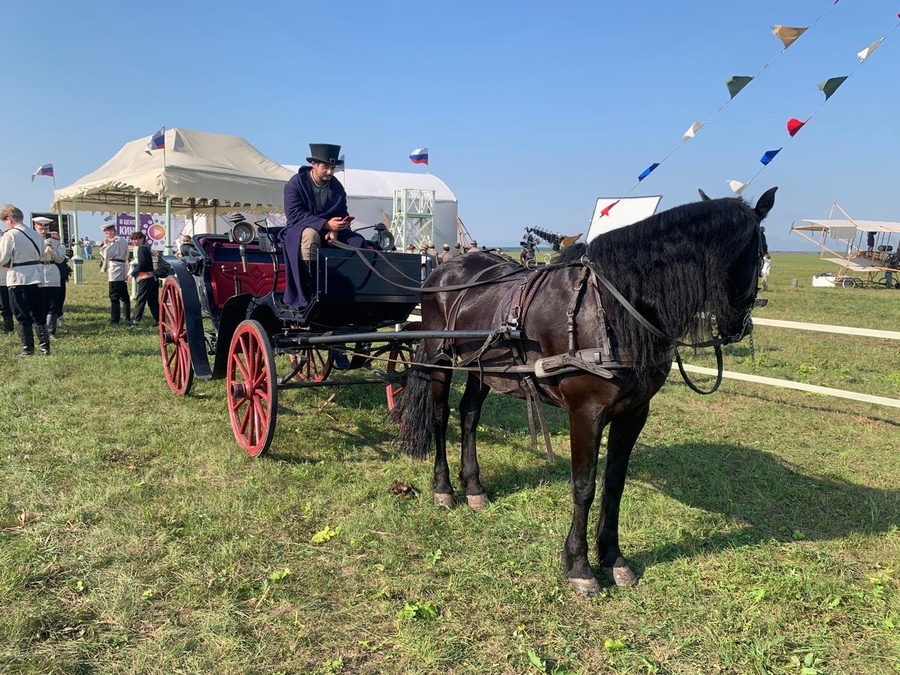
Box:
[371,223,394,251]
[231,221,255,245]
[230,221,255,273]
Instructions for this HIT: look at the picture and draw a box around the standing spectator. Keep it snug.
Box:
[129,231,159,327]
[82,236,93,260]
[100,223,130,325]
[760,253,772,292]
[439,243,454,264]
[426,243,439,266]
[467,240,479,253]
[420,243,435,281]
[452,243,462,258]
[0,204,51,356]
[33,218,65,340]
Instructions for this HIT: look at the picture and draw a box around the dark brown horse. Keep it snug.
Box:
[398,188,777,596]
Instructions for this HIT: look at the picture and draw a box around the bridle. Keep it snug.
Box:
[580,221,762,395]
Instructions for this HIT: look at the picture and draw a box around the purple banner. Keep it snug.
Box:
[115,213,168,249]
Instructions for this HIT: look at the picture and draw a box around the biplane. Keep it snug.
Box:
[791,203,900,288]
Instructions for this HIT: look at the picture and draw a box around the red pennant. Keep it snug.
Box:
[600,199,620,217]
[787,118,806,137]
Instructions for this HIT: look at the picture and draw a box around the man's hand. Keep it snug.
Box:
[326,216,349,231]
[324,231,337,243]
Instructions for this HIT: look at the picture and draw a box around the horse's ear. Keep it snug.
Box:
[754,187,778,220]
[698,189,711,202]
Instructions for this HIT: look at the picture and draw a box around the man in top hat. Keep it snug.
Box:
[280,143,367,309]
[0,204,52,355]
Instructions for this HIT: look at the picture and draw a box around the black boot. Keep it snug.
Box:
[46,313,58,340]
[109,301,120,325]
[123,299,132,323]
[2,314,13,334]
[15,324,35,357]
[36,324,51,356]
[300,261,317,302]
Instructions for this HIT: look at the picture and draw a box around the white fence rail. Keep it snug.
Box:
[676,318,900,408]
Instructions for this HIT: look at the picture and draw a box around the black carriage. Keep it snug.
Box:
[157,220,429,456]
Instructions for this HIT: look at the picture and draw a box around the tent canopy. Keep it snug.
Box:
[796,219,900,234]
[53,128,294,215]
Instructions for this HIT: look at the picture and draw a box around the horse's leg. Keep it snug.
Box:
[459,372,490,511]
[431,366,455,508]
[563,400,606,597]
[595,401,650,588]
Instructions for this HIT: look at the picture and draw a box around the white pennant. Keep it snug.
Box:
[682,122,705,142]
[857,38,884,62]
[727,179,747,195]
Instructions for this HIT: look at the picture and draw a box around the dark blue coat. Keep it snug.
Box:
[280,167,366,308]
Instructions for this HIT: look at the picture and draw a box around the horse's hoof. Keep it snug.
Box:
[466,493,490,511]
[433,493,455,509]
[569,577,602,598]
[602,564,637,588]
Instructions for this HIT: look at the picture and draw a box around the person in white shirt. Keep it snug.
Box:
[99,223,130,325]
[33,219,66,339]
[0,204,52,355]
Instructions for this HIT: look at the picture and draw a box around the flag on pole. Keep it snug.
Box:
[409,148,428,165]
[727,180,747,195]
[145,127,166,154]
[31,163,54,182]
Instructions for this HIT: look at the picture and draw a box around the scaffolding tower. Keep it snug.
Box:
[391,188,435,249]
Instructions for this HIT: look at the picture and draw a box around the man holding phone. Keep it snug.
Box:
[280,143,367,309]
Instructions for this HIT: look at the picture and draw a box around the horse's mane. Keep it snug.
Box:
[557,197,760,368]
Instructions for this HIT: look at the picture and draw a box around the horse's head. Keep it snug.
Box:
[716,187,777,344]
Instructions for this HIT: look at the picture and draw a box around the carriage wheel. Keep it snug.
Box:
[289,347,333,382]
[385,322,421,422]
[227,320,278,457]
[159,277,194,396]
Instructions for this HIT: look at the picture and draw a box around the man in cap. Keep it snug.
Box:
[0,204,52,355]
[439,243,454,265]
[280,143,367,309]
[99,223,130,324]
[33,217,66,340]
[467,240,479,253]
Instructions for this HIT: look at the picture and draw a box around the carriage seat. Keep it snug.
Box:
[197,237,286,310]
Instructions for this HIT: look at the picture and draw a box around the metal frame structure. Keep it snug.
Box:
[391,188,435,249]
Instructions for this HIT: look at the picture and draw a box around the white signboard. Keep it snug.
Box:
[587,196,663,242]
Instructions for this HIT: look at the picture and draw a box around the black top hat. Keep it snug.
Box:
[307,143,343,166]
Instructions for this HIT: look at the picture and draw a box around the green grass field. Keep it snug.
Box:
[1,253,898,674]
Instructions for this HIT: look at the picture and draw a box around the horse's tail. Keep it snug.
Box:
[396,342,435,459]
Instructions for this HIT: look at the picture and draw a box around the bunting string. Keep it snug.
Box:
[620,1,843,201]
[729,15,900,196]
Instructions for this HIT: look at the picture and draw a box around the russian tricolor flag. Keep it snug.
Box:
[31,163,54,182]
[145,127,166,154]
[409,147,428,165]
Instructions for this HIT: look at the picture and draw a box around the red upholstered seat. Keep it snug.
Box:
[201,240,285,308]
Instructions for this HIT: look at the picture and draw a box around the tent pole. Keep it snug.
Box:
[190,198,195,236]
[71,201,84,284]
[212,200,218,235]
[165,197,173,255]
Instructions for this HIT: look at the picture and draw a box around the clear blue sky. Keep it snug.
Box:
[3,0,898,251]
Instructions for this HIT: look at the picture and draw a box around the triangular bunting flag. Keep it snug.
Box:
[818,76,848,100]
[760,149,781,166]
[786,118,807,137]
[726,76,754,99]
[637,163,660,182]
[773,25,808,49]
[727,180,747,195]
[857,38,883,62]
[682,122,705,142]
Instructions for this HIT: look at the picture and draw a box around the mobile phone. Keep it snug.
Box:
[342,216,355,223]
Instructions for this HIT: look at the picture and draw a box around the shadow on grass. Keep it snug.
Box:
[629,441,900,568]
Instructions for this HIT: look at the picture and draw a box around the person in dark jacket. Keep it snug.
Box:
[279,143,367,309]
[129,231,159,326]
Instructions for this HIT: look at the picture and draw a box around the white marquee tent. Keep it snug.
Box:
[53,128,296,216]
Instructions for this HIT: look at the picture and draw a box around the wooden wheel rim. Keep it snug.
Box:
[159,278,194,396]
[227,321,278,457]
